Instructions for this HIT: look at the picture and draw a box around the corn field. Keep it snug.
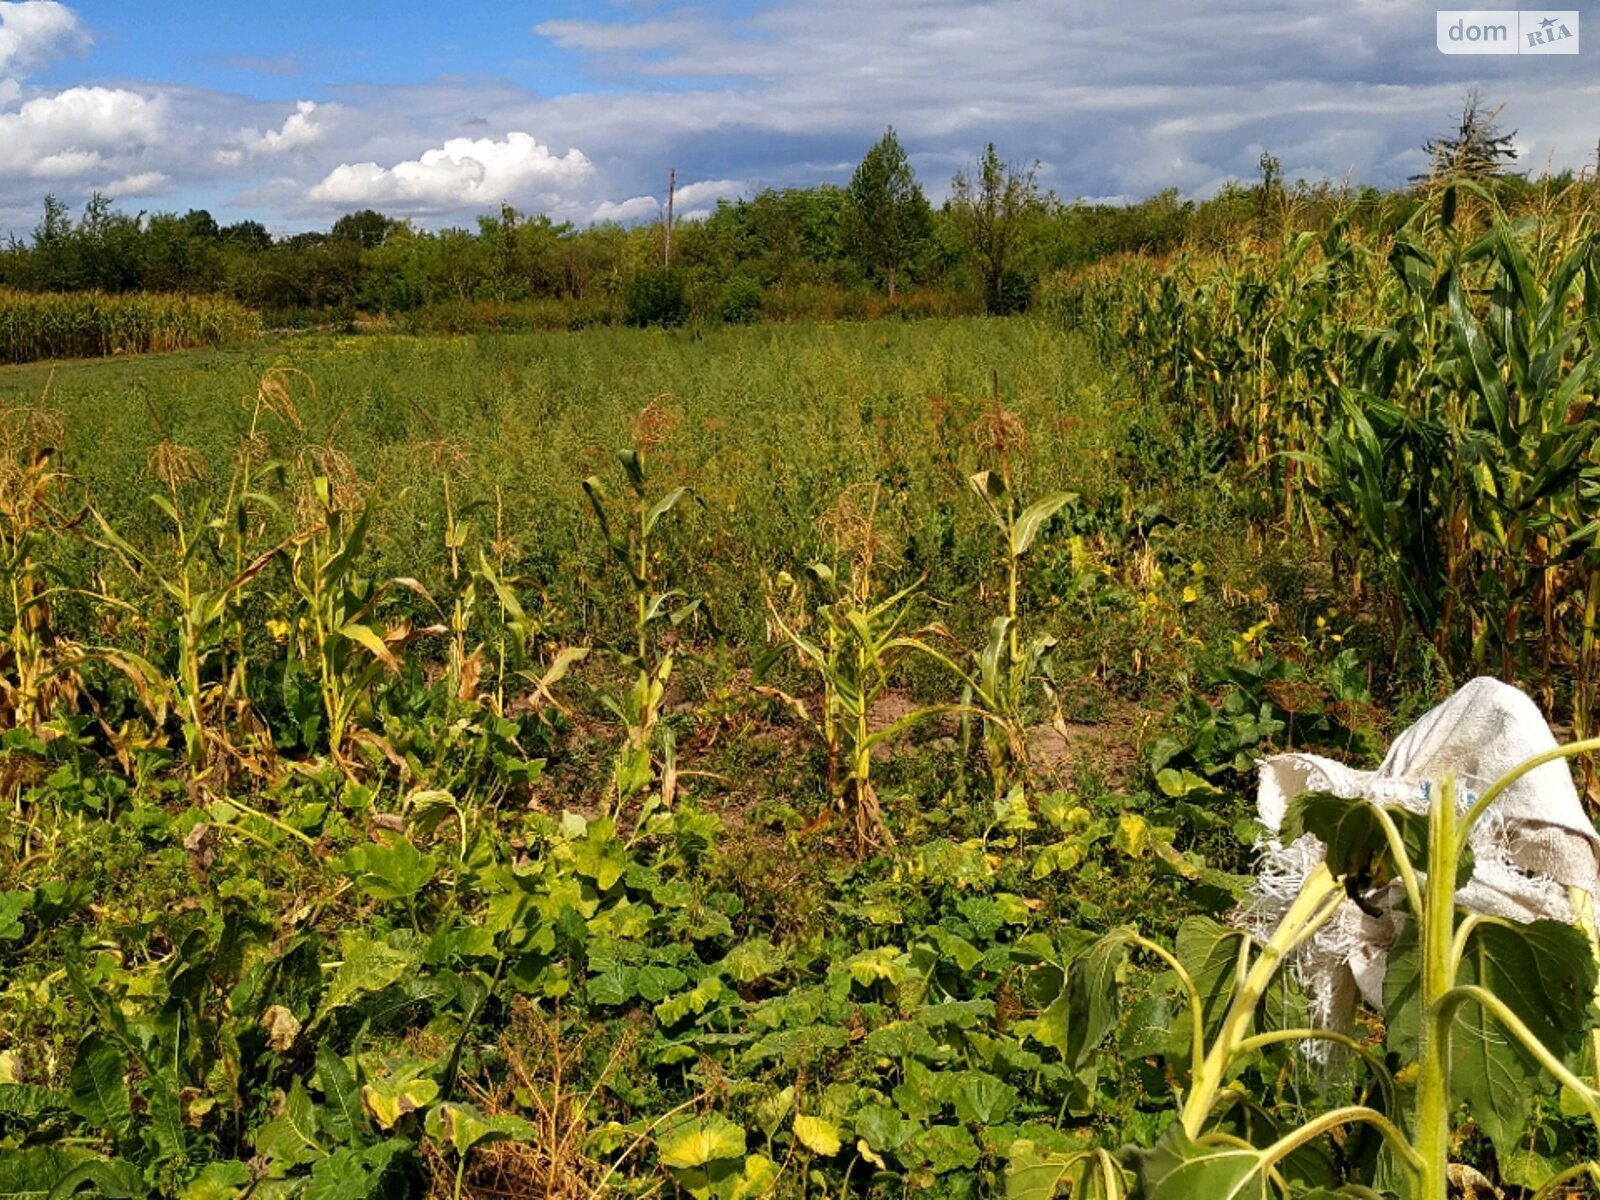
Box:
[0,289,259,364]
[1054,184,1600,743]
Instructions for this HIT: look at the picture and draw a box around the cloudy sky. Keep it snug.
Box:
[0,0,1595,237]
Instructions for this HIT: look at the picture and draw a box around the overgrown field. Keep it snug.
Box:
[4,191,1600,1199]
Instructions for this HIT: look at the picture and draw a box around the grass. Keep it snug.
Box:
[1,318,1220,661]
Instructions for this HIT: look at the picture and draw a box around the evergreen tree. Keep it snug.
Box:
[846,127,930,300]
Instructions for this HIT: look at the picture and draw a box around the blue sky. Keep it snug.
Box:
[0,1,1596,237]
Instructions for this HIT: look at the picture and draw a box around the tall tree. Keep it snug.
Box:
[1418,89,1518,182]
[846,126,930,299]
[949,144,1042,314]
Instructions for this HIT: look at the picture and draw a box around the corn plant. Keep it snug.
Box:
[287,476,440,762]
[88,419,292,776]
[0,289,258,365]
[967,467,1073,800]
[582,448,701,811]
[765,551,981,853]
[0,422,78,731]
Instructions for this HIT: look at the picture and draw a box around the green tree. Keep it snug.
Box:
[846,126,930,299]
[948,144,1043,314]
[331,208,398,249]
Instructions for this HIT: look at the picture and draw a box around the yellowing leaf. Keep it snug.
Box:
[658,1115,746,1168]
[792,1114,842,1156]
[1116,812,1150,858]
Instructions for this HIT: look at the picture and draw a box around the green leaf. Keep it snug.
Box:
[644,486,688,537]
[1011,492,1076,557]
[360,1066,438,1132]
[658,1114,747,1168]
[337,839,436,903]
[586,964,638,1007]
[338,622,399,674]
[314,935,419,1025]
[1279,791,1393,879]
[1006,1140,1129,1200]
[424,1102,536,1159]
[1126,1121,1269,1200]
[951,1072,1018,1124]
[854,1103,919,1154]
[42,1157,146,1200]
[635,964,688,1003]
[571,824,627,891]
[67,1034,130,1131]
[301,1139,412,1200]
[177,1160,253,1200]
[792,1114,842,1156]
[0,890,27,942]
[908,1124,980,1175]
[1454,920,1593,1151]
[1174,917,1248,1048]
[314,1045,365,1145]
[0,1148,97,1200]
[1387,916,1595,1156]
[719,938,786,983]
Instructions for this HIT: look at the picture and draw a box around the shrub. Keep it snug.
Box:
[625,269,689,328]
[717,276,763,325]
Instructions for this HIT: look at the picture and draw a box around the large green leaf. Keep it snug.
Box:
[1011,492,1077,557]
[301,1139,412,1200]
[0,1148,96,1200]
[951,1071,1019,1124]
[314,1045,366,1145]
[791,1113,842,1156]
[1387,917,1595,1154]
[658,1114,747,1168]
[67,1035,130,1131]
[314,935,419,1026]
[1454,919,1594,1151]
[424,1102,536,1158]
[1174,917,1248,1048]
[1126,1121,1269,1200]
[908,1124,981,1175]
[1006,1140,1129,1200]
[336,839,436,903]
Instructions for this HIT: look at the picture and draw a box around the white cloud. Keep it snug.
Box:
[105,170,170,196]
[0,0,84,79]
[0,86,168,178]
[589,194,657,224]
[534,17,706,53]
[308,131,594,212]
[672,178,743,208]
[252,99,323,153]
[586,178,743,226]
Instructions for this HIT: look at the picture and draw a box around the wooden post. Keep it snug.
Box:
[664,167,676,269]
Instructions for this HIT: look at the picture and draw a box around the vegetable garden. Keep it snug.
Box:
[4,185,1600,1199]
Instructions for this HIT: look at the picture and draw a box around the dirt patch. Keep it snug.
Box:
[1026,716,1143,789]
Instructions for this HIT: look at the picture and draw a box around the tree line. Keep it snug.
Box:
[0,116,1583,326]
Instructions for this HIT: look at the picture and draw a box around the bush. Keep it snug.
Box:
[985,269,1033,316]
[717,276,763,325]
[626,269,689,328]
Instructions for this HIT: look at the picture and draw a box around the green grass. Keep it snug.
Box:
[3,320,1145,649]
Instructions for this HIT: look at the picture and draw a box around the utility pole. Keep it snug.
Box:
[664,167,676,269]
